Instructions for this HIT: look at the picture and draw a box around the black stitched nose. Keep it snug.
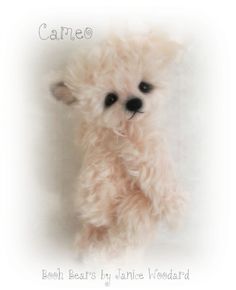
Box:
[126,97,143,112]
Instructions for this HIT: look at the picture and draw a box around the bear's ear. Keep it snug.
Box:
[158,40,183,67]
[50,82,77,105]
[146,31,183,68]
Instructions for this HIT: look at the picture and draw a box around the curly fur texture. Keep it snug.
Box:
[51,31,185,258]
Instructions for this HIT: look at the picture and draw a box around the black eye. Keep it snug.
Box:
[104,93,118,108]
[138,81,153,93]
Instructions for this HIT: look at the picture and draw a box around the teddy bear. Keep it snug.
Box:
[51,31,185,258]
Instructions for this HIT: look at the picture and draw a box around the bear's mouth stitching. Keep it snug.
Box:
[128,110,144,120]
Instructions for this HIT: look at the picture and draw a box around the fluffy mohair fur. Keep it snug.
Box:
[51,31,185,258]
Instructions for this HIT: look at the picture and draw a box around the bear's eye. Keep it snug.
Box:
[104,93,118,108]
[138,81,153,93]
